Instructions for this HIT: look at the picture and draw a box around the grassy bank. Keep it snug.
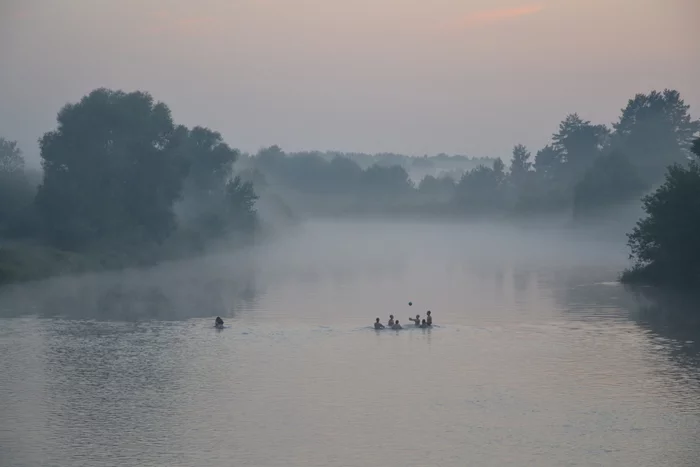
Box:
[0,242,93,285]
[0,228,258,287]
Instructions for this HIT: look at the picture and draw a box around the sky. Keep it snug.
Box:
[1,0,699,166]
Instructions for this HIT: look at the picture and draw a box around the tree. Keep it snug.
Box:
[0,138,25,173]
[510,144,532,186]
[492,158,506,182]
[534,144,561,180]
[454,160,506,213]
[224,176,258,231]
[35,88,187,249]
[0,138,33,228]
[552,113,610,180]
[623,137,700,286]
[180,126,239,194]
[613,89,700,184]
[176,126,258,237]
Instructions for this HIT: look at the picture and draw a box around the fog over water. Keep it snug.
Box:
[2,0,699,464]
[1,220,698,467]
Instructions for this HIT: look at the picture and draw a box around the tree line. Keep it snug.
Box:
[236,89,698,220]
[1,87,698,287]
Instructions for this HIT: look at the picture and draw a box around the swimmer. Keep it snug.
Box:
[388,315,395,326]
[215,316,224,328]
[426,311,432,326]
[374,318,385,329]
[391,319,402,330]
[420,319,428,328]
[408,314,421,326]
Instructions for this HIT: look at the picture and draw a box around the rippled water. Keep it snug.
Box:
[1,221,699,467]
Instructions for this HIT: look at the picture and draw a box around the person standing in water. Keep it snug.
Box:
[387,315,395,326]
[215,316,224,328]
[391,319,402,330]
[408,314,421,326]
[420,319,428,328]
[374,318,385,329]
[426,311,432,326]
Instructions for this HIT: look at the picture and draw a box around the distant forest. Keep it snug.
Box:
[0,88,698,287]
[225,89,697,221]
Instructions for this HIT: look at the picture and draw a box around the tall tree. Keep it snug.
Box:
[552,113,610,180]
[35,88,187,249]
[510,144,532,186]
[613,89,700,183]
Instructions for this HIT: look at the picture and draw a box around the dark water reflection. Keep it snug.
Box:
[0,221,699,467]
[626,287,700,375]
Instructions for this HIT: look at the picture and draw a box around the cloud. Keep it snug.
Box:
[450,3,544,28]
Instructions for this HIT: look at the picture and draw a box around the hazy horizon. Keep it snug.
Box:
[2,0,699,166]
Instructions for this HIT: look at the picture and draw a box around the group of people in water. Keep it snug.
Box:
[215,311,433,330]
[374,310,433,330]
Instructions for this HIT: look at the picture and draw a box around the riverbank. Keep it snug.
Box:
[620,264,700,291]
[0,230,259,287]
[0,241,190,287]
[0,242,87,285]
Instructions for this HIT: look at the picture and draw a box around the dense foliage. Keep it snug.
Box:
[622,137,700,287]
[0,89,259,283]
[35,90,187,248]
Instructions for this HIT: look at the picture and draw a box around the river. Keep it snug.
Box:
[1,220,698,467]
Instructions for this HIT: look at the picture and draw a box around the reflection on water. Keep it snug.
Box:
[0,221,698,467]
[625,287,700,384]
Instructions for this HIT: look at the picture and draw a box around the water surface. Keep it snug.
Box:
[1,221,698,467]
